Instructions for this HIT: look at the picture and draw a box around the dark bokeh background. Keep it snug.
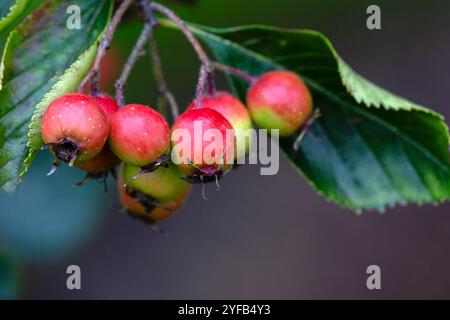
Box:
[1,0,450,299]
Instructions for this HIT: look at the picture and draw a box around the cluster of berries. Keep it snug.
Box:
[41,70,313,226]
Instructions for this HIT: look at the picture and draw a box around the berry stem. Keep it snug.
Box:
[149,2,211,70]
[148,1,215,94]
[149,38,180,121]
[78,0,134,94]
[212,62,258,84]
[194,65,208,108]
[141,1,180,121]
[206,70,216,96]
[293,108,322,151]
[115,24,154,107]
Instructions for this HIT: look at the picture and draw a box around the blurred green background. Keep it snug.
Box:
[1,0,449,299]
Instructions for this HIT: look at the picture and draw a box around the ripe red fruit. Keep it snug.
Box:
[188,91,252,159]
[171,108,235,178]
[74,94,120,175]
[109,104,170,167]
[41,93,109,163]
[92,93,119,123]
[246,70,313,136]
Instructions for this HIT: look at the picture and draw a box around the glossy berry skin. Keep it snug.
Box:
[41,93,109,162]
[109,104,170,167]
[188,92,252,159]
[74,94,120,173]
[92,93,119,123]
[118,166,191,223]
[123,161,190,203]
[247,71,313,137]
[119,181,190,223]
[171,108,235,176]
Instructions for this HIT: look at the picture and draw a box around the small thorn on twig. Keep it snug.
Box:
[293,109,322,151]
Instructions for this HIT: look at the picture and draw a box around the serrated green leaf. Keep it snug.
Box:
[0,0,113,192]
[0,1,27,33]
[0,1,45,89]
[165,22,450,212]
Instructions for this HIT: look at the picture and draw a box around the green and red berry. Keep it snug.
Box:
[118,164,191,225]
[247,70,313,136]
[188,91,252,159]
[171,107,235,181]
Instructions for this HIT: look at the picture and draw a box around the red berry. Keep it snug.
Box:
[171,108,235,177]
[109,104,170,167]
[188,92,252,159]
[73,94,120,174]
[92,93,119,123]
[246,70,313,136]
[41,93,109,163]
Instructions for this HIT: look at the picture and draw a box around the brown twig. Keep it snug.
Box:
[212,62,258,84]
[206,70,216,96]
[194,65,208,108]
[148,1,215,97]
[149,2,210,69]
[115,23,153,106]
[78,0,134,95]
[293,109,322,151]
[149,38,179,120]
[141,1,180,120]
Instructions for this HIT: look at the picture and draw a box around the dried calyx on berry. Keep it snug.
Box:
[171,107,236,184]
[41,93,110,173]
